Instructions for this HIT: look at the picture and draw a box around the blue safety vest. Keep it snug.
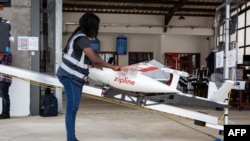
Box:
[59,31,91,86]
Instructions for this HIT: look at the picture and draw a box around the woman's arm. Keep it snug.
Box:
[83,47,121,71]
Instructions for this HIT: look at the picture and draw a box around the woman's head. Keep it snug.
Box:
[79,12,100,39]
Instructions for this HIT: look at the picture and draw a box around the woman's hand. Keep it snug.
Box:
[112,66,122,71]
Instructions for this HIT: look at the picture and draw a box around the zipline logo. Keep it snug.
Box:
[224,125,250,141]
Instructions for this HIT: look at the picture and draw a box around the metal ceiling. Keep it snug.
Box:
[62,0,247,32]
[62,0,246,17]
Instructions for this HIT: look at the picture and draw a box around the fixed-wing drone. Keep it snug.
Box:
[88,59,234,131]
[89,59,234,107]
[0,59,234,132]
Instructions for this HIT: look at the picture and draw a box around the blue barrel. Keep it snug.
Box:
[116,36,127,55]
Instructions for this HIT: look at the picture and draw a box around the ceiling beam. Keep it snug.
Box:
[62,0,236,17]
[64,0,222,6]
[163,0,186,32]
[186,1,222,6]
[63,0,178,5]
[63,4,216,13]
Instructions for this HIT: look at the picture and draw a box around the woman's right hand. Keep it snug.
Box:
[112,66,122,71]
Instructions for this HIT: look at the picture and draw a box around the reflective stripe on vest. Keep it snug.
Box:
[63,54,88,69]
[60,62,85,78]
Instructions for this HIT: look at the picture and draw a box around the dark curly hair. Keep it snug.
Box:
[63,12,100,53]
[79,12,100,39]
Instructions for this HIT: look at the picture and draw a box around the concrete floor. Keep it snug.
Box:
[0,95,249,141]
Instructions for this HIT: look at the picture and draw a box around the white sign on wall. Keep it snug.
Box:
[226,49,236,68]
[216,51,224,68]
[17,36,39,51]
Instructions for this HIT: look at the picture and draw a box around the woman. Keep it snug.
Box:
[56,12,121,141]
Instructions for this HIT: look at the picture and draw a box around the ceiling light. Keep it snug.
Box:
[179,15,185,20]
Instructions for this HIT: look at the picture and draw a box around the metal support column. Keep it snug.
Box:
[55,0,63,113]
[223,0,231,127]
[30,0,41,116]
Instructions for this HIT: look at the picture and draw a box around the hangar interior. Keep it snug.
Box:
[0,0,250,141]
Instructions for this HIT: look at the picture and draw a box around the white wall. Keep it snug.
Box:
[0,78,30,117]
[92,33,161,66]
[63,13,215,66]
